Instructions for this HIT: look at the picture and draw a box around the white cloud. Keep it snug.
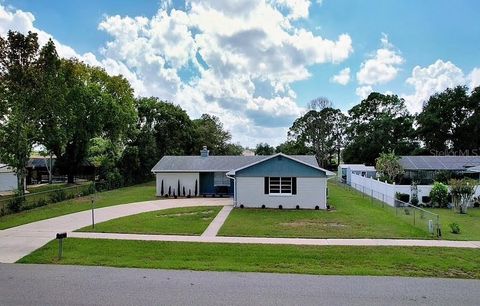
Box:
[271,0,311,20]
[402,60,466,113]
[355,85,372,99]
[0,2,353,146]
[96,0,353,145]
[469,67,480,89]
[356,34,404,86]
[330,67,350,85]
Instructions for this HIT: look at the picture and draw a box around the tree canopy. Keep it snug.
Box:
[343,93,418,165]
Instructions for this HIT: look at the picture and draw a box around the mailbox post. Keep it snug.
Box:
[56,232,67,260]
[91,194,95,229]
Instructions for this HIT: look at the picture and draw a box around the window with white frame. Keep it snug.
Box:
[268,177,293,194]
[214,172,230,186]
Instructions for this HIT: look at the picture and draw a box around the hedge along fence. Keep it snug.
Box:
[0,182,96,216]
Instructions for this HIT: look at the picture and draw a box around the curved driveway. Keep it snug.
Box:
[0,198,232,263]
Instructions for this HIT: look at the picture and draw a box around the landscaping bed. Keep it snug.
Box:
[76,206,222,235]
[18,238,480,279]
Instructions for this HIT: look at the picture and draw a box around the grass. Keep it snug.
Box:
[0,181,156,230]
[76,206,222,235]
[18,238,480,279]
[427,207,480,241]
[219,181,428,239]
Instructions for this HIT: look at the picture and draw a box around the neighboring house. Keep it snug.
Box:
[338,164,376,185]
[151,147,334,209]
[0,164,17,193]
[26,157,96,184]
[399,156,480,184]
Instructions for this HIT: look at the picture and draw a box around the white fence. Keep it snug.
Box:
[350,172,480,207]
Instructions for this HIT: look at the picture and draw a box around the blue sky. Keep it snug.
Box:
[1,0,479,146]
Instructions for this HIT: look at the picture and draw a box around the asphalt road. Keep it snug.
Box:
[1,264,479,306]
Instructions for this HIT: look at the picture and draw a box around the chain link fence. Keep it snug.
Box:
[347,182,442,238]
[0,182,97,216]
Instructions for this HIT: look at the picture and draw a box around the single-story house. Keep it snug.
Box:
[0,164,17,193]
[337,164,376,185]
[399,156,480,184]
[151,147,335,209]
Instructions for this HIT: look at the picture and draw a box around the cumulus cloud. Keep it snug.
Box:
[0,2,353,146]
[356,34,404,86]
[402,60,466,113]
[469,67,480,89]
[330,67,350,85]
[271,0,311,20]
[355,85,372,99]
[96,0,353,145]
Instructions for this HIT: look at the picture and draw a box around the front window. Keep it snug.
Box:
[269,177,292,194]
[214,172,230,186]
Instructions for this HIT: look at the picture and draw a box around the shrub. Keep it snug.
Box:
[430,182,449,208]
[421,196,431,204]
[7,193,25,213]
[49,189,67,203]
[410,194,419,206]
[395,193,410,203]
[449,222,460,234]
[80,184,96,197]
[105,170,124,190]
[35,198,48,208]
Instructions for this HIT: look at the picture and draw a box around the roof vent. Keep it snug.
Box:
[200,146,209,157]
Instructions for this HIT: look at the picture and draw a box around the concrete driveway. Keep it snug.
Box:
[0,197,232,263]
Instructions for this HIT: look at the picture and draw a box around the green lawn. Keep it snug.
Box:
[0,181,156,230]
[18,238,480,279]
[219,181,428,239]
[427,207,480,240]
[76,206,222,235]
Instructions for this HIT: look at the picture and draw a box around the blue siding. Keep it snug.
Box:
[236,155,325,177]
[200,172,234,195]
[200,172,215,194]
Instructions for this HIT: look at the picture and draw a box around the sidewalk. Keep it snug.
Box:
[69,232,480,249]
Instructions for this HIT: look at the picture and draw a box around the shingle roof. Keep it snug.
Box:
[339,164,376,171]
[152,155,320,172]
[400,156,480,171]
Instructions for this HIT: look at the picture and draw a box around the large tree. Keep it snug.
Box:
[192,114,232,155]
[41,59,136,183]
[288,107,346,167]
[416,86,475,153]
[343,92,417,165]
[36,39,64,183]
[0,31,41,195]
[275,140,310,155]
[255,143,275,155]
[136,97,194,156]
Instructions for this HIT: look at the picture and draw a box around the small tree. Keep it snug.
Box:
[410,181,419,206]
[375,152,404,183]
[195,179,198,196]
[449,178,476,214]
[430,182,449,208]
[182,186,186,197]
[168,186,171,196]
[177,180,181,197]
[160,179,164,196]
